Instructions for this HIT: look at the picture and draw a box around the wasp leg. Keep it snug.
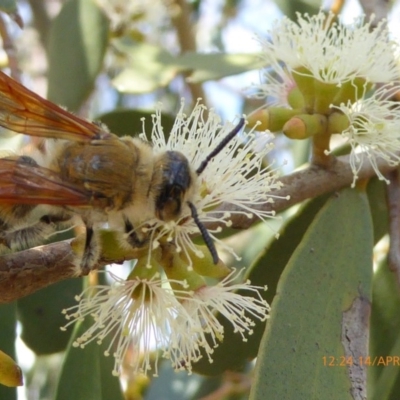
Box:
[0,204,35,251]
[79,223,101,274]
[123,217,148,248]
[0,221,55,250]
[0,211,74,252]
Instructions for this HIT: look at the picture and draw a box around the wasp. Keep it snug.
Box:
[0,71,245,272]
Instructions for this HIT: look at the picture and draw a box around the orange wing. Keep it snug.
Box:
[0,71,105,142]
[0,158,92,206]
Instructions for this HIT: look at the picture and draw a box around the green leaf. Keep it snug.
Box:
[111,39,179,93]
[176,52,264,83]
[250,188,373,400]
[144,361,214,400]
[18,278,83,354]
[0,303,17,399]
[273,0,321,20]
[47,0,109,111]
[369,256,400,400]
[55,316,124,400]
[0,0,17,14]
[97,109,175,138]
[367,177,389,243]
[192,193,330,375]
[112,38,264,93]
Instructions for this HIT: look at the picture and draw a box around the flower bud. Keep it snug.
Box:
[0,350,23,387]
[327,112,350,135]
[287,86,305,109]
[313,80,341,114]
[283,114,327,139]
[292,68,316,111]
[156,244,205,291]
[248,107,301,132]
[189,244,231,278]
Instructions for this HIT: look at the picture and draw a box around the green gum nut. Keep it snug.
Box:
[127,255,161,281]
[72,230,146,264]
[331,78,371,106]
[247,109,269,131]
[99,229,147,261]
[313,80,341,115]
[190,244,231,278]
[247,108,269,131]
[162,251,206,292]
[327,112,351,135]
[268,107,303,132]
[126,256,162,301]
[0,350,23,387]
[283,114,328,139]
[287,86,305,109]
[292,68,316,112]
[247,107,301,132]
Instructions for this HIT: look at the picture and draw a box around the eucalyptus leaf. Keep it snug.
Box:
[111,39,179,93]
[112,38,264,93]
[18,279,82,355]
[192,193,329,375]
[47,0,109,111]
[250,189,373,400]
[0,303,17,399]
[55,315,124,400]
[145,361,212,400]
[370,256,400,400]
[97,109,175,139]
[274,0,322,20]
[0,0,17,14]
[367,177,389,243]
[177,52,264,83]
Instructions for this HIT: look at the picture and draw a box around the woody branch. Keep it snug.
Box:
[0,153,394,303]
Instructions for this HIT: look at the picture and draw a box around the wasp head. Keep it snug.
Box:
[154,151,194,222]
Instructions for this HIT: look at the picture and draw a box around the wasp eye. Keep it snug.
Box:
[153,151,192,222]
[155,184,183,221]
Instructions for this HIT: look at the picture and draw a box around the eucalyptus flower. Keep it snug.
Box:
[259,11,399,87]
[173,268,270,364]
[139,101,285,267]
[332,84,400,186]
[61,268,270,376]
[62,101,278,376]
[61,271,194,376]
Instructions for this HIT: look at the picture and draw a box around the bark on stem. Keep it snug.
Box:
[0,153,396,303]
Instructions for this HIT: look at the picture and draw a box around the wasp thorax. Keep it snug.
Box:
[154,151,194,222]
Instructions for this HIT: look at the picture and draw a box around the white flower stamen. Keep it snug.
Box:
[139,100,285,268]
[259,12,399,85]
[332,83,400,186]
[61,272,199,376]
[174,268,270,353]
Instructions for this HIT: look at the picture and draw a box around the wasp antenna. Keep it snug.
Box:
[196,117,245,175]
[187,201,219,264]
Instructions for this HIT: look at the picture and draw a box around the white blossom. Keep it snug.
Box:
[252,63,297,107]
[140,101,285,266]
[333,84,400,186]
[61,272,197,376]
[174,268,270,362]
[259,11,399,85]
[61,269,270,376]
